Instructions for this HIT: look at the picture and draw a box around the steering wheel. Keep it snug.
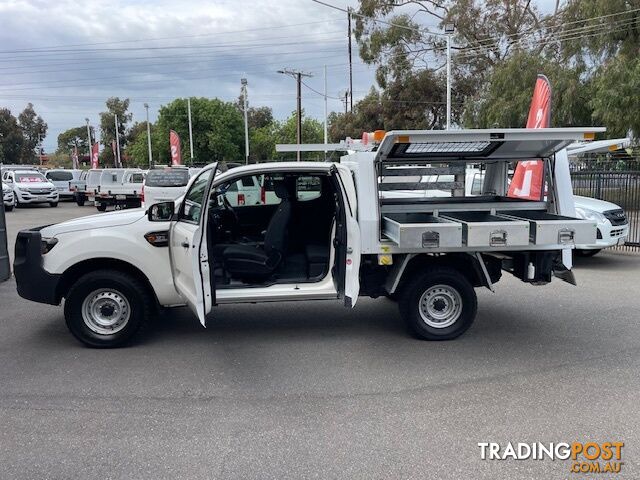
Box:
[210,193,239,241]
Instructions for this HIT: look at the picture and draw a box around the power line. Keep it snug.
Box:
[0,19,345,54]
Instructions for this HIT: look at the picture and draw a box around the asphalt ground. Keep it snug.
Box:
[0,202,638,479]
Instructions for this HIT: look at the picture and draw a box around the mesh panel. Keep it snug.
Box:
[404,141,492,154]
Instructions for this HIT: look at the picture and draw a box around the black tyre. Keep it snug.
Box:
[49,202,58,208]
[398,267,477,341]
[4,204,13,212]
[576,249,601,257]
[96,203,107,212]
[76,195,86,206]
[64,270,153,348]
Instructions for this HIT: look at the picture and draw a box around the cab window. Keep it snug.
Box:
[179,170,212,224]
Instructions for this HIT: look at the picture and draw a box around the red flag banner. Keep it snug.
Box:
[507,74,551,200]
[170,130,182,166]
[91,142,100,169]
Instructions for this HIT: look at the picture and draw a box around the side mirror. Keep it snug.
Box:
[148,202,175,222]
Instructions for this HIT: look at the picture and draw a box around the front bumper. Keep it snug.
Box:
[15,190,59,204]
[14,229,61,305]
[3,191,14,206]
[575,223,629,250]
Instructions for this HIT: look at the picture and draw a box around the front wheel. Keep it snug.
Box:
[49,202,58,208]
[76,195,86,206]
[398,267,477,341]
[96,203,107,212]
[64,270,153,348]
[4,204,13,212]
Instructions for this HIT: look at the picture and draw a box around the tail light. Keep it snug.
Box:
[260,186,265,204]
[237,193,245,206]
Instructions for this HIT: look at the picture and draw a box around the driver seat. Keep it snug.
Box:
[222,181,292,280]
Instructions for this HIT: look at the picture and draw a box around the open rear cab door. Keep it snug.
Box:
[330,165,361,307]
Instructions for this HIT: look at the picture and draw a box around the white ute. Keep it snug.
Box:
[14,128,600,348]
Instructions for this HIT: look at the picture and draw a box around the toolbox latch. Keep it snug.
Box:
[489,230,507,246]
[422,231,440,248]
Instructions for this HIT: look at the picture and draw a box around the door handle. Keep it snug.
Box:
[181,241,190,248]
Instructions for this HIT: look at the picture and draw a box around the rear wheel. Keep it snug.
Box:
[76,194,86,206]
[64,270,153,348]
[398,267,477,341]
[576,249,601,257]
[96,203,107,212]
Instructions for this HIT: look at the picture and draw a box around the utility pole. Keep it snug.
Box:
[277,68,312,161]
[114,113,121,167]
[343,91,349,114]
[241,78,250,164]
[347,7,353,112]
[85,118,92,166]
[144,104,153,168]
[323,65,328,160]
[187,97,194,164]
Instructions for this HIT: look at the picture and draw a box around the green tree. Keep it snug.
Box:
[274,111,325,161]
[462,51,592,129]
[57,126,92,155]
[146,97,244,166]
[590,55,640,138]
[99,97,132,166]
[18,103,47,164]
[0,108,24,164]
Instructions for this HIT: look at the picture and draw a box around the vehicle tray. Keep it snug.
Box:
[382,213,463,249]
[439,211,530,247]
[497,210,597,246]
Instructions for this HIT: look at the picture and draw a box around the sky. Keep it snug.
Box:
[0,0,559,153]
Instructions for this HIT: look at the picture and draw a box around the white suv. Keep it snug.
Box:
[3,170,59,207]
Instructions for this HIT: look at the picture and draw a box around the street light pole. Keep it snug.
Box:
[85,118,92,166]
[144,103,153,168]
[277,68,312,161]
[241,78,250,165]
[187,98,194,164]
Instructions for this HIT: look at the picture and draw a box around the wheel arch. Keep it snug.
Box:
[391,253,500,295]
[56,258,159,307]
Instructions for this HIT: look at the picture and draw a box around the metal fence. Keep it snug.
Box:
[570,157,640,252]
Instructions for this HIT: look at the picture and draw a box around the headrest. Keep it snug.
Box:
[273,181,290,200]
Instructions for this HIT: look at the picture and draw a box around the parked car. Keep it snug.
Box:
[85,169,103,206]
[573,195,629,256]
[143,167,200,208]
[2,170,58,207]
[69,170,88,206]
[2,181,15,211]
[45,169,82,199]
[95,168,144,211]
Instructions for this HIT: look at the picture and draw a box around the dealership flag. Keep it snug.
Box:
[170,130,182,166]
[91,142,100,169]
[507,74,552,200]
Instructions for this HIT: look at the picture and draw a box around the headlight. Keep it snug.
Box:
[41,237,58,254]
[17,186,29,191]
[575,207,606,223]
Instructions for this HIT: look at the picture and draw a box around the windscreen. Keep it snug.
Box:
[16,173,46,183]
[46,171,74,181]
[146,169,190,187]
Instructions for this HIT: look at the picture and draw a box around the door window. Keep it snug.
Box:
[179,169,212,224]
